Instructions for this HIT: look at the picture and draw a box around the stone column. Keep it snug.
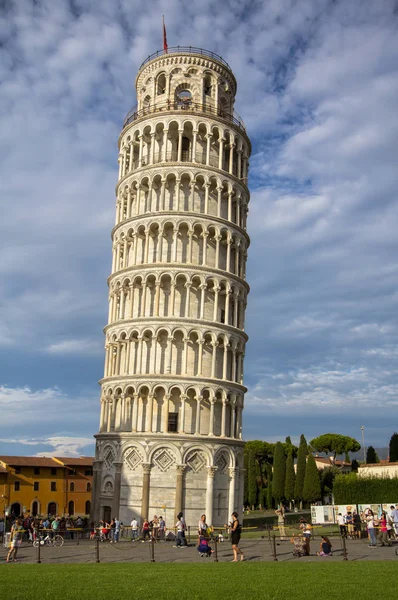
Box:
[205,133,212,166]
[195,395,202,434]
[179,395,187,433]
[163,395,170,432]
[219,138,225,170]
[204,183,210,214]
[177,129,183,162]
[183,337,189,374]
[197,340,204,376]
[215,235,221,269]
[192,130,198,162]
[162,129,169,161]
[150,132,156,164]
[211,341,218,378]
[132,393,139,432]
[184,282,191,317]
[138,135,143,167]
[221,397,227,437]
[228,467,238,517]
[111,462,123,517]
[199,284,206,318]
[91,460,103,522]
[217,186,222,218]
[202,233,208,266]
[174,464,186,523]
[209,397,215,436]
[229,395,236,437]
[146,394,154,432]
[175,177,181,211]
[213,286,220,321]
[206,466,217,525]
[140,463,152,521]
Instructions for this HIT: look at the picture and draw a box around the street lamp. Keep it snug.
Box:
[361,426,366,463]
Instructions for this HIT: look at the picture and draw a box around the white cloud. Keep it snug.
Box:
[1,1,398,451]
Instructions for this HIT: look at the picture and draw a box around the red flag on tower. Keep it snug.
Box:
[163,16,168,53]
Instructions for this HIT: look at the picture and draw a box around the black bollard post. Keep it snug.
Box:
[77,529,80,546]
[36,539,41,564]
[96,536,100,563]
[272,534,278,562]
[150,536,155,562]
[342,535,348,561]
[214,535,219,562]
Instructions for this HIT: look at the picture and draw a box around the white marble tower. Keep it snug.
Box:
[93,47,251,527]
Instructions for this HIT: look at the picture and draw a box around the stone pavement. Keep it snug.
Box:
[2,537,398,564]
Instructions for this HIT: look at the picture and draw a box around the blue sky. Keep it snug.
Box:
[1,0,397,457]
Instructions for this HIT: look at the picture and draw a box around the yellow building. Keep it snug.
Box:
[0,456,93,518]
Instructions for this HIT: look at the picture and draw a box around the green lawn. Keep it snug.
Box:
[1,563,398,600]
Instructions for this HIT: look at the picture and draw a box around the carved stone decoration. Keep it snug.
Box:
[215,451,229,474]
[104,480,114,494]
[153,448,176,472]
[185,450,207,473]
[104,447,116,470]
[125,447,143,471]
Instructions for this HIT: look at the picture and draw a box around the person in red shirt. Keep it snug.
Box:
[378,512,392,547]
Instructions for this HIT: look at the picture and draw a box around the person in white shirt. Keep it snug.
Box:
[130,518,138,541]
[337,513,346,537]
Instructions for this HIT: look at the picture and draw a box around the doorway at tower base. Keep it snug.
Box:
[95,436,244,527]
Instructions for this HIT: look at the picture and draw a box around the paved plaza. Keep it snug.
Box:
[3,537,398,565]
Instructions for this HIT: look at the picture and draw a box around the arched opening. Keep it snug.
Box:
[48,502,57,516]
[157,72,166,95]
[70,482,75,492]
[103,506,112,523]
[68,500,74,516]
[85,500,91,515]
[87,482,92,492]
[176,89,192,108]
[32,501,39,517]
[11,502,21,518]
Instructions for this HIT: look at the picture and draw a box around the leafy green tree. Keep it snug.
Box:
[272,442,286,502]
[320,466,339,498]
[285,436,292,445]
[310,433,361,460]
[284,450,295,503]
[294,434,308,506]
[366,446,379,464]
[389,433,398,462]
[303,453,322,503]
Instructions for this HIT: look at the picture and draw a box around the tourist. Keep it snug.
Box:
[152,515,159,541]
[6,518,24,563]
[0,519,4,544]
[337,513,347,537]
[142,518,150,542]
[391,505,398,536]
[275,504,286,540]
[378,512,392,547]
[299,518,312,555]
[174,512,187,547]
[345,512,354,539]
[365,510,377,547]
[158,516,166,540]
[197,533,213,557]
[130,517,138,541]
[114,517,121,543]
[316,535,332,556]
[229,512,244,562]
[353,511,362,539]
[198,514,208,536]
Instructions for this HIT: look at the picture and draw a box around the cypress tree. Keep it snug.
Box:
[294,434,307,506]
[272,441,286,502]
[389,433,398,462]
[247,450,258,507]
[303,453,322,503]
[366,446,379,464]
[284,450,295,503]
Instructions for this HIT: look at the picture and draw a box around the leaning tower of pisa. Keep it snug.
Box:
[92,47,251,527]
